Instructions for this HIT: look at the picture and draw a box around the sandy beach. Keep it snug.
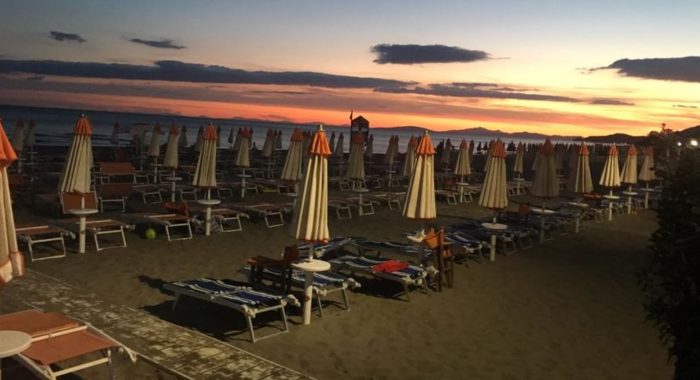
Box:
[2,193,673,379]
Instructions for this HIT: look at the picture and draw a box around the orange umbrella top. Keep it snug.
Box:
[203,124,218,140]
[627,145,637,156]
[607,144,618,156]
[309,126,331,157]
[74,115,93,136]
[415,131,435,155]
[169,124,180,135]
[291,128,304,142]
[459,139,468,149]
[0,120,18,167]
[490,139,506,158]
[579,143,590,156]
[539,138,554,155]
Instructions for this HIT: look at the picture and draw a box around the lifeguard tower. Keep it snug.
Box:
[350,115,370,143]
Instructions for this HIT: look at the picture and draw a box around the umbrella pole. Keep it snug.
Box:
[241,168,246,198]
[644,182,650,209]
[205,188,212,236]
[627,185,632,215]
[608,189,614,221]
[170,170,177,202]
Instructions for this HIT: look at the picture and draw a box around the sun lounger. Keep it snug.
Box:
[96,182,132,212]
[435,189,458,205]
[228,203,291,228]
[0,309,136,380]
[15,225,74,262]
[328,199,353,219]
[364,192,403,210]
[58,218,131,251]
[187,204,250,233]
[132,184,163,203]
[351,239,433,262]
[298,236,356,258]
[163,277,299,343]
[328,255,428,301]
[128,213,193,241]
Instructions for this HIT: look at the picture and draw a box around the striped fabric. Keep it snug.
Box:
[638,146,656,182]
[478,140,508,210]
[620,145,638,185]
[58,116,93,194]
[599,145,621,187]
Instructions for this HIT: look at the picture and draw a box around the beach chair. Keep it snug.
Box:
[186,202,250,233]
[435,190,458,205]
[364,192,403,210]
[163,277,299,343]
[59,192,132,251]
[328,199,353,219]
[422,228,454,291]
[15,225,74,262]
[129,213,193,241]
[96,182,132,212]
[229,203,290,228]
[0,309,136,380]
[132,184,163,203]
[329,255,428,302]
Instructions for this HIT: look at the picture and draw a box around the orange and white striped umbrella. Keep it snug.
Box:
[479,140,508,210]
[58,116,93,194]
[334,133,344,158]
[328,131,335,154]
[0,120,24,285]
[599,144,621,188]
[638,146,655,182]
[568,142,593,194]
[262,128,275,159]
[178,125,188,147]
[291,125,331,243]
[454,139,471,179]
[620,145,638,185]
[194,126,204,152]
[402,135,417,177]
[531,138,559,198]
[345,133,365,180]
[513,142,524,176]
[234,128,251,168]
[192,124,218,189]
[280,128,304,183]
[403,131,436,220]
[148,123,162,158]
[163,124,180,169]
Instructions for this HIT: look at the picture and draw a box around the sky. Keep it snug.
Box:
[0,0,699,136]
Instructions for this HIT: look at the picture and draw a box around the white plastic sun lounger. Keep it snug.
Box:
[164,277,299,343]
[15,225,74,262]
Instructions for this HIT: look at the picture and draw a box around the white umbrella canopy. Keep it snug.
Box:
[328,132,335,154]
[280,128,304,183]
[599,144,621,188]
[148,123,162,158]
[638,146,656,182]
[193,126,204,152]
[0,120,24,285]
[454,139,472,180]
[58,115,93,194]
[365,134,374,158]
[568,142,593,194]
[11,120,25,154]
[479,139,508,211]
[513,142,524,177]
[403,131,436,221]
[192,124,218,189]
[385,135,400,165]
[262,128,275,158]
[620,145,638,185]
[531,138,559,199]
[163,124,180,170]
[334,133,344,158]
[345,133,365,181]
[402,135,417,177]
[291,125,331,245]
[234,128,251,168]
[26,120,37,148]
[227,127,235,148]
[110,123,120,146]
[178,125,188,147]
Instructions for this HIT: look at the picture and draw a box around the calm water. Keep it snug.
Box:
[0,104,571,152]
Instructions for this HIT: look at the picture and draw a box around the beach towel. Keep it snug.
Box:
[372,260,409,273]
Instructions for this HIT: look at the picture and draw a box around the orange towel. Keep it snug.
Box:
[372,260,409,273]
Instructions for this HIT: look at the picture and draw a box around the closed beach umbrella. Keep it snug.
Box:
[454,139,471,182]
[281,128,304,183]
[479,139,508,211]
[620,145,638,214]
[513,142,524,178]
[567,144,578,171]
[568,142,593,194]
[531,138,559,200]
[554,144,566,173]
[216,126,222,148]
[638,146,655,208]
[26,120,37,148]
[192,124,217,190]
[468,140,475,160]
[328,132,335,154]
[403,131,436,221]
[334,133,344,158]
[59,115,93,195]
[262,128,275,159]
[110,123,120,146]
[365,134,374,158]
[193,126,204,152]
[275,130,283,150]
[148,123,162,158]
[179,125,188,147]
[0,120,24,285]
[235,128,251,169]
[163,124,180,170]
[441,139,453,169]
[11,120,25,154]
[345,133,365,184]
[599,144,621,220]
[227,127,235,147]
[384,135,399,166]
[233,128,242,152]
[402,135,417,177]
[483,140,494,173]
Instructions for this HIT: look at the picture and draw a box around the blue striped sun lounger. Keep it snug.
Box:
[298,236,356,258]
[163,277,299,343]
[328,255,428,301]
[351,239,433,263]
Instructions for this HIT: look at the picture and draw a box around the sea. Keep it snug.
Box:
[0,104,572,153]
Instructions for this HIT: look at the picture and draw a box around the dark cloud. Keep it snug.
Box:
[371,44,489,64]
[673,104,698,109]
[0,59,410,89]
[589,98,635,106]
[129,38,185,50]
[374,83,577,102]
[595,56,700,83]
[49,31,85,43]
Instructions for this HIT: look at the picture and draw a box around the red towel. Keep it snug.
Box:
[372,260,409,273]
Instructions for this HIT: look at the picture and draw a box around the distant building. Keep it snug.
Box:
[350,115,370,142]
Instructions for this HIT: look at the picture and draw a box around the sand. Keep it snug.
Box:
[2,192,673,379]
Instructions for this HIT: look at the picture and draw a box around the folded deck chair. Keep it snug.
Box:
[163,278,299,343]
[328,255,428,302]
[228,203,291,228]
[15,225,75,262]
[127,213,192,241]
[0,309,136,380]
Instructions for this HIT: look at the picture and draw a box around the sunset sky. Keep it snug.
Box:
[0,0,698,136]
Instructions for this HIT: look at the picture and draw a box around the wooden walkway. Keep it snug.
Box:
[2,270,314,380]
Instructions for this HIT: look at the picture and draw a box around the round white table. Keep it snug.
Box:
[196,199,221,236]
[622,190,638,214]
[638,187,658,209]
[67,208,99,253]
[165,176,182,202]
[292,259,331,325]
[567,202,588,232]
[530,208,556,242]
[456,182,471,203]
[0,330,32,380]
[481,222,507,262]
